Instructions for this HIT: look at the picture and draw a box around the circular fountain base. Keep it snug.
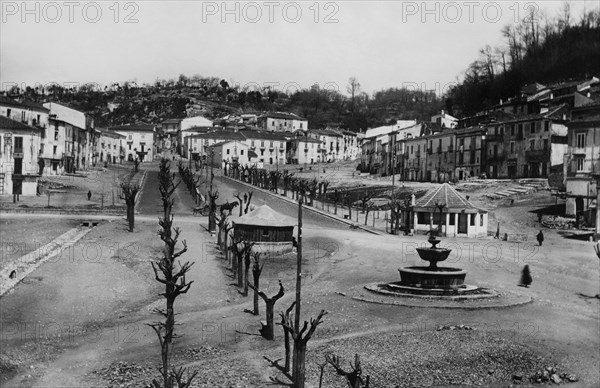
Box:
[398,266,466,289]
[385,281,479,296]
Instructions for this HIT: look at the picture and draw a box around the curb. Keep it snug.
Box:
[134,169,148,214]
[0,208,124,216]
[220,176,381,235]
[0,227,95,297]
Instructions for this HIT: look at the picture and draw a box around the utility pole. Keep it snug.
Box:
[391,130,396,199]
[295,195,303,332]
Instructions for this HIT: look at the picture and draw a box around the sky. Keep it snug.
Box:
[1,1,596,96]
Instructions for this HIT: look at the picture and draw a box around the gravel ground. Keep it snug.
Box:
[301,329,574,387]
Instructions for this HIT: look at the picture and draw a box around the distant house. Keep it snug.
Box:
[430,110,458,129]
[409,183,488,238]
[209,140,251,169]
[108,123,155,162]
[0,116,43,195]
[160,118,181,151]
[259,112,307,133]
[241,130,289,166]
[185,128,244,160]
[179,116,213,154]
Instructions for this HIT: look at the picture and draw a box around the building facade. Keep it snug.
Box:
[0,116,42,195]
[109,124,155,162]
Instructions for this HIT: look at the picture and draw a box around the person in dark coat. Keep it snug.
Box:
[536,230,544,246]
[87,190,92,201]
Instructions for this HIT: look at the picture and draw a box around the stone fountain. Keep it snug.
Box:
[388,236,475,295]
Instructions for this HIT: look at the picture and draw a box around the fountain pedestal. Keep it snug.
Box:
[397,237,468,291]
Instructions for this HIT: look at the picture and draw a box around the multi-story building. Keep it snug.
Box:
[210,140,251,168]
[339,130,360,161]
[259,112,307,133]
[423,129,456,182]
[179,116,213,154]
[185,129,245,160]
[401,136,428,182]
[108,123,156,162]
[242,130,289,166]
[97,128,126,164]
[160,118,181,151]
[563,103,600,226]
[43,102,94,174]
[308,129,343,162]
[0,96,50,129]
[0,116,43,195]
[287,136,321,165]
[484,105,569,179]
[454,126,486,180]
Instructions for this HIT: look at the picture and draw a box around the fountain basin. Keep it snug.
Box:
[399,266,466,288]
[415,247,451,269]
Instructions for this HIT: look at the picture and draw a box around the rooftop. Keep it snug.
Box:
[264,111,306,121]
[108,123,155,132]
[0,96,49,112]
[234,205,296,227]
[414,183,486,213]
[0,115,42,131]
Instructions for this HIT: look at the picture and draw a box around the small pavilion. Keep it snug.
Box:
[409,183,488,238]
[233,205,296,255]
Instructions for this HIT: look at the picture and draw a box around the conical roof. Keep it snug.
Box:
[414,183,486,213]
[233,205,297,227]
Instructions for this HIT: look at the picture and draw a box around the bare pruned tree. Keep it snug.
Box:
[325,353,370,388]
[249,280,285,340]
[120,182,140,232]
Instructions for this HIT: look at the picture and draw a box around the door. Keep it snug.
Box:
[458,213,468,234]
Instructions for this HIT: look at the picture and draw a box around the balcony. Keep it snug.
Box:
[525,148,550,161]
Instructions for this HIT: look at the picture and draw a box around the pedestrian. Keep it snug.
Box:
[536,230,544,246]
[494,224,500,239]
[518,265,532,287]
[87,190,92,201]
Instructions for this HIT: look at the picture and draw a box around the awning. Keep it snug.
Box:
[248,150,258,158]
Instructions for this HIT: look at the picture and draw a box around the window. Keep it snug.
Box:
[6,108,11,118]
[251,140,255,147]
[40,143,44,154]
[272,121,275,126]
[240,149,244,155]
[470,214,475,226]
[543,139,548,149]
[449,213,455,225]
[577,157,584,172]
[510,125,515,136]
[300,123,303,129]
[128,134,132,140]
[529,140,535,150]
[54,130,59,141]
[128,144,132,150]
[21,111,26,122]
[544,121,549,131]
[262,229,269,238]
[510,142,515,153]
[576,133,586,148]
[226,149,230,155]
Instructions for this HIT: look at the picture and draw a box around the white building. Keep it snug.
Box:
[0,116,43,195]
[109,123,155,162]
[241,130,289,166]
[0,96,49,129]
[287,137,321,165]
[431,110,458,129]
[98,128,125,164]
[44,102,95,172]
[260,112,308,133]
[210,140,251,168]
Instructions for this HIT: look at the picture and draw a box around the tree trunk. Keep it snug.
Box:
[264,301,275,340]
[127,205,134,232]
[243,254,250,296]
[253,276,259,315]
[283,328,291,373]
[237,254,244,287]
[293,341,307,387]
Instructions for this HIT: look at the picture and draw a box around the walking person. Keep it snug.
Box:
[536,230,544,246]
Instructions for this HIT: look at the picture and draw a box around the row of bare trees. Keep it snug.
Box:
[149,159,196,388]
